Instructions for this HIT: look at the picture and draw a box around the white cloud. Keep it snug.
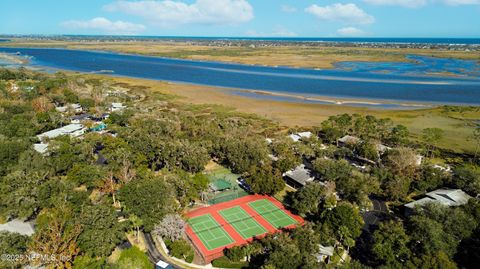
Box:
[363,0,428,8]
[61,17,145,34]
[104,0,254,27]
[363,0,480,7]
[246,27,297,37]
[306,3,375,25]
[443,0,480,5]
[336,27,366,36]
[281,4,297,13]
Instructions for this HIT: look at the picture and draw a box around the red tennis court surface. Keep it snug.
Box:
[185,195,304,263]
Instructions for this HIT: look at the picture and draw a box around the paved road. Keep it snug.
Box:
[144,233,184,269]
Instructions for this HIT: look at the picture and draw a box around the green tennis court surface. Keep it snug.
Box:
[219,206,267,239]
[248,199,298,228]
[188,214,234,250]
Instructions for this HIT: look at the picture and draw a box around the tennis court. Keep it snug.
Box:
[185,195,304,263]
[219,206,267,239]
[248,199,298,228]
[188,214,234,250]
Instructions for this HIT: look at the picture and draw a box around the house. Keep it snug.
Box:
[111,102,126,112]
[288,131,313,142]
[283,164,315,189]
[404,188,472,216]
[55,103,83,113]
[70,113,91,123]
[70,103,83,113]
[155,260,173,269]
[338,135,361,146]
[33,143,49,155]
[376,143,392,154]
[316,245,335,264]
[37,124,86,141]
[0,219,35,236]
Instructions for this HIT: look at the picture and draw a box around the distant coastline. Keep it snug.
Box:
[2,35,480,45]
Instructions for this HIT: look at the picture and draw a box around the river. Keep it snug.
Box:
[0,47,479,106]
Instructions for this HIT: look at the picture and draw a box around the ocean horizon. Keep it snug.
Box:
[1,35,480,45]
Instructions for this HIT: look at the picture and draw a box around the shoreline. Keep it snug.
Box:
[236,89,433,109]
[0,52,29,65]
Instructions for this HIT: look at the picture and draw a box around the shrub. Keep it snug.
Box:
[212,256,248,268]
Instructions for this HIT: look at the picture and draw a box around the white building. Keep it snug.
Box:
[33,143,49,155]
[111,102,126,112]
[37,124,86,141]
[288,131,313,142]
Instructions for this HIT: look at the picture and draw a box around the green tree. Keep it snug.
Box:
[0,232,30,268]
[372,221,411,266]
[357,141,379,161]
[452,164,480,195]
[246,165,284,195]
[67,163,104,189]
[323,203,364,249]
[313,158,353,182]
[77,203,126,257]
[291,182,326,216]
[169,239,193,260]
[119,176,176,231]
[389,124,410,146]
[115,246,152,269]
[422,128,444,158]
[407,215,456,257]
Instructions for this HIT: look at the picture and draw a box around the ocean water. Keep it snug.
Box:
[0,47,479,106]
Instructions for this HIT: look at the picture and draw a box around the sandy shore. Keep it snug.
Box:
[0,53,29,65]
[239,89,431,108]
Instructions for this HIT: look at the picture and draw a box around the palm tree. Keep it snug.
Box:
[129,214,143,243]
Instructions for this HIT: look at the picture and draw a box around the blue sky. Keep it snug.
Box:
[1,0,479,37]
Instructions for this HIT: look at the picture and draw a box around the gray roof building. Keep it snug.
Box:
[405,188,472,215]
[283,164,315,188]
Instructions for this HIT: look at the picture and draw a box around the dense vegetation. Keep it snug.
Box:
[0,68,479,268]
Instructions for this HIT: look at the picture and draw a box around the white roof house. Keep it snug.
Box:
[111,102,126,112]
[37,124,85,141]
[0,219,35,236]
[338,135,361,145]
[33,143,49,155]
[405,188,472,213]
[316,245,335,263]
[288,131,313,142]
[55,103,83,113]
